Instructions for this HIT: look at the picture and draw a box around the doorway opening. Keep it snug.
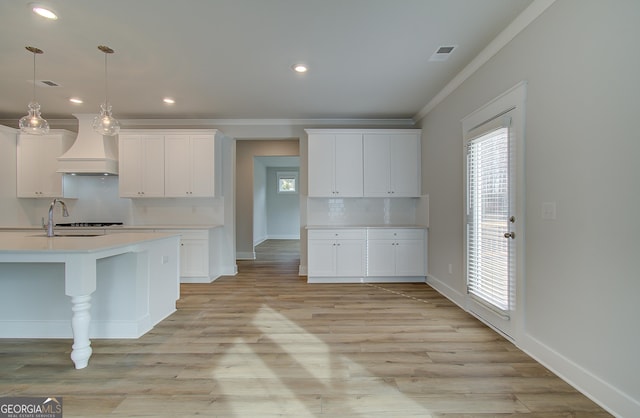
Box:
[234,139,300,262]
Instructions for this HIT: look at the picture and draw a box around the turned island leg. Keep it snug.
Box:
[64,255,97,369]
[70,294,93,369]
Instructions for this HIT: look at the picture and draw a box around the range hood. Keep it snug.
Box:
[57,113,118,175]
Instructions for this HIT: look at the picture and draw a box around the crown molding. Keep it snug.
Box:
[1,117,416,131]
[413,0,556,122]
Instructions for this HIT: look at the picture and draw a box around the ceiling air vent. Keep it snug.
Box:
[429,45,456,62]
[36,80,61,87]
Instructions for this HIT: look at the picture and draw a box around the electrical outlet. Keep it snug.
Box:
[542,202,557,220]
[448,264,453,274]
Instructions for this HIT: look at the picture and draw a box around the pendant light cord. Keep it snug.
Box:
[103,51,109,104]
[32,51,36,102]
[97,45,115,106]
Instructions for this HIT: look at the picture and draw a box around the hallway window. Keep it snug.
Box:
[277,171,298,194]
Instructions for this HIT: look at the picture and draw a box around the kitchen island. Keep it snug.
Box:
[0,232,180,369]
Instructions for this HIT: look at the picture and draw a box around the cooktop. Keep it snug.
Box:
[55,222,124,227]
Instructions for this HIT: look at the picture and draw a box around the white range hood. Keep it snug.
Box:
[57,113,119,175]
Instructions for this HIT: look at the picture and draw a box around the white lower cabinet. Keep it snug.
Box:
[366,229,426,278]
[179,234,209,278]
[307,227,427,283]
[307,229,366,281]
[155,230,210,282]
[107,228,217,283]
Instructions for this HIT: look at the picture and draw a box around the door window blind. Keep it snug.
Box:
[466,126,510,312]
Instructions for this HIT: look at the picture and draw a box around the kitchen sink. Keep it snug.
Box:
[30,234,102,237]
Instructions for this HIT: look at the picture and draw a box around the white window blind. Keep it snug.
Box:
[466,126,510,312]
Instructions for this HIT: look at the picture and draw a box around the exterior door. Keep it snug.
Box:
[463,82,526,341]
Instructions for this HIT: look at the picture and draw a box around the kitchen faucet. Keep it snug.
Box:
[46,199,69,237]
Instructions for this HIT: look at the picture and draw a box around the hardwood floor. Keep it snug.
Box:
[0,239,611,417]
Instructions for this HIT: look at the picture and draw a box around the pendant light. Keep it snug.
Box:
[19,46,50,135]
[92,45,120,136]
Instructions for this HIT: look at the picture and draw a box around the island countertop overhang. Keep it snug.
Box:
[0,231,180,254]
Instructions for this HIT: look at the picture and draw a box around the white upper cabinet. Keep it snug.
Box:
[307,129,421,198]
[307,131,363,197]
[363,131,421,197]
[118,129,221,199]
[17,130,78,198]
[118,134,165,198]
[165,135,216,197]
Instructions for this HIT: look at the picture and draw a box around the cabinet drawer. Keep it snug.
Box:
[156,230,208,240]
[308,229,366,240]
[55,228,106,236]
[367,228,424,240]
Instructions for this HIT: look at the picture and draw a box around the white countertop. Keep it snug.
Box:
[128,224,222,230]
[0,224,222,231]
[0,231,179,253]
[305,224,427,229]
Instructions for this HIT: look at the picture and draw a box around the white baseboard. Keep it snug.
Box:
[253,236,267,247]
[266,234,300,240]
[426,274,466,309]
[519,333,639,417]
[180,276,216,283]
[236,251,256,260]
[307,276,425,284]
[0,315,156,339]
[299,265,307,276]
[219,264,238,276]
[425,274,639,417]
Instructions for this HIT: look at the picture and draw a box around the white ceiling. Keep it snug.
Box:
[0,0,532,124]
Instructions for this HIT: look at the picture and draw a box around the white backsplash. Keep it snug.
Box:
[67,175,131,223]
[23,176,131,226]
[307,197,424,226]
[19,176,224,227]
[130,198,224,226]
[13,175,424,228]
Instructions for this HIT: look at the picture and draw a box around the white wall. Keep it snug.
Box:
[419,1,640,415]
[253,158,268,245]
[0,126,30,226]
[266,167,300,239]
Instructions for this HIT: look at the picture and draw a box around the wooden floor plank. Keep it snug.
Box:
[0,239,611,417]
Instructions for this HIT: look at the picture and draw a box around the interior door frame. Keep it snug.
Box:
[462,81,527,342]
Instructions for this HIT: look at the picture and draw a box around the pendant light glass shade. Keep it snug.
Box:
[19,46,49,135]
[93,45,120,136]
[92,103,120,136]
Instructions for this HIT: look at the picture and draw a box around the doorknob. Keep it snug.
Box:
[504,231,515,239]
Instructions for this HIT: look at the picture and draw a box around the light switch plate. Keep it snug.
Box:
[542,202,557,220]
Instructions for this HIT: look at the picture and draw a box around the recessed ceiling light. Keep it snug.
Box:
[163,97,175,104]
[30,4,58,20]
[69,97,83,104]
[291,64,308,73]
